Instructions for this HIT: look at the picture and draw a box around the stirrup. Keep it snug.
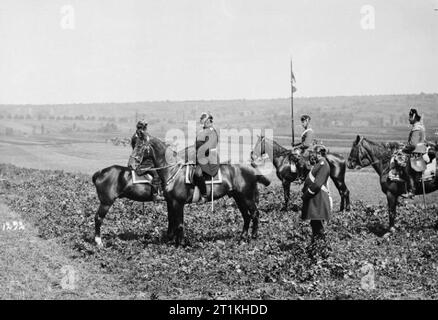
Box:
[400,192,414,199]
[199,196,208,203]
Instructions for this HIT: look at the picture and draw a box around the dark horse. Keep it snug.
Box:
[92,142,158,247]
[347,135,438,232]
[252,135,350,211]
[133,136,271,246]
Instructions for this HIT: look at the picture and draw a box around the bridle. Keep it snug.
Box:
[355,137,380,168]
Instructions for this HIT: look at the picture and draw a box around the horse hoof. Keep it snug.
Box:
[95,236,103,247]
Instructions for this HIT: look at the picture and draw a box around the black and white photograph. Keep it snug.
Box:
[0,0,438,305]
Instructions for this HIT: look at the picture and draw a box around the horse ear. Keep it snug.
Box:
[355,135,361,144]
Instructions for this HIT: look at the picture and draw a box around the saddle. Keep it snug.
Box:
[389,144,436,182]
[131,170,154,184]
[185,165,223,203]
[185,165,222,185]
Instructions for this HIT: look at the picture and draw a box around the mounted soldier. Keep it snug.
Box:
[301,144,332,248]
[128,120,164,201]
[390,108,426,198]
[291,115,315,181]
[194,112,219,203]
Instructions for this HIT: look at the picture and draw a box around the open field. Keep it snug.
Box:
[0,163,437,300]
[1,94,437,299]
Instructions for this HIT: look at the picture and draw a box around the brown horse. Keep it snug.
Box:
[134,136,271,246]
[347,135,438,232]
[92,142,158,247]
[252,135,351,211]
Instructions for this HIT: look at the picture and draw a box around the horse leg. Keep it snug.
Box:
[245,199,260,239]
[233,195,251,240]
[173,202,185,247]
[387,192,397,232]
[166,200,176,242]
[94,202,113,247]
[331,178,351,212]
[281,180,291,211]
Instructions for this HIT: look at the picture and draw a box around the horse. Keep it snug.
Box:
[347,135,438,232]
[251,135,350,212]
[91,141,159,247]
[132,136,271,247]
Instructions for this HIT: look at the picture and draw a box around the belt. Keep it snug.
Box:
[308,172,332,210]
[309,172,329,194]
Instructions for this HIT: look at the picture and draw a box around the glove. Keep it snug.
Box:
[301,189,313,202]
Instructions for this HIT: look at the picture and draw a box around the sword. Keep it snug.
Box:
[211,177,214,212]
[421,176,427,213]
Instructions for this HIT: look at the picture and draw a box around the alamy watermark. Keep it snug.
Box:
[163,121,274,174]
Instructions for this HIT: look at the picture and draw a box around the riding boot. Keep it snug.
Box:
[401,167,416,199]
[194,166,208,203]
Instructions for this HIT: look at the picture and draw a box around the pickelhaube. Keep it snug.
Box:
[313,144,327,155]
[136,119,148,129]
[200,112,213,123]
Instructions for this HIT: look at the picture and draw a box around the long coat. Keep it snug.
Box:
[301,157,331,221]
[196,126,219,177]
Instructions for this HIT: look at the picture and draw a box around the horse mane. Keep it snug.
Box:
[362,137,399,163]
[264,136,292,156]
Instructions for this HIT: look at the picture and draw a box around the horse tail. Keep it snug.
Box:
[256,174,271,186]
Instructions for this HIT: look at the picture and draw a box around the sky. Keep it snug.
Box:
[0,0,437,104]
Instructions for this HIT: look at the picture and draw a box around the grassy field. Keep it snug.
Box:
[1,163,437,300]
[1,93,437,299]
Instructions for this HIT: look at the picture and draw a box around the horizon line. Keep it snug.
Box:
[1,91,437,107]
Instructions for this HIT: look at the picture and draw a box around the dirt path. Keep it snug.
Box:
[0,201,131,299]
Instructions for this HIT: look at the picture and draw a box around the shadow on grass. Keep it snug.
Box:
[365,221,388,237]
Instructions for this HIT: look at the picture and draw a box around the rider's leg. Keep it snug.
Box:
[151,171,164,201]
[194,166,208,202]
[401,164,416,198]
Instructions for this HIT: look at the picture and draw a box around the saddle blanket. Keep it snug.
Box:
[185,165,223,184]
[388,158,436,182]
[131,171,153,184]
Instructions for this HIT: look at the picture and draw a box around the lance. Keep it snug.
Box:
[290,58,296,146]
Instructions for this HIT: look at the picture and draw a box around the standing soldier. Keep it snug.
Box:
[194,112,219,203]
[301,145,332,249]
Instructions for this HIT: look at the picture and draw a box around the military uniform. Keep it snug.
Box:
[195,126,219,177]
[301,157,331,221]
[292,128,315,181]
[403,122,426,153]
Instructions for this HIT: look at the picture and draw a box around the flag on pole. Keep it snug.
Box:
[290,62,297,92]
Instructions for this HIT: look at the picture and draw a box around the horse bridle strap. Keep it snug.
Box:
[358,138,380,167]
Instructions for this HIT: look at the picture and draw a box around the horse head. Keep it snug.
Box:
[347,135,372,169]
[251,135,266,162]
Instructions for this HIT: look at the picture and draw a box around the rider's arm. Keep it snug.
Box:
[409,130,423,146]
[302,130,314,148]
[131,134,137,150]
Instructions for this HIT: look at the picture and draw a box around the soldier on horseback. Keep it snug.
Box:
[292,115,315,181]
[194,112,219,203]
[390,108,426,198]
[128,120,164,201]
